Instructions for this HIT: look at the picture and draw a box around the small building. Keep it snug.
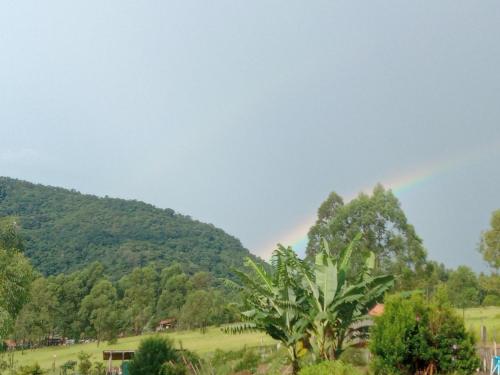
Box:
[103,350,135,361]
[4,340,16,350]
[156,318,176,331]
[46,336,64,346]
[103,351,135,375]
[368,303,384,317]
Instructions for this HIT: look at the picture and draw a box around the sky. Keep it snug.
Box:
[1,1,499,271]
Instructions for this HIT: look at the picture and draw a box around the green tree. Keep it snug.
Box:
[79,280,120,345]
[480,209,500,270]
[189,271,213,290]
[129,336,179,375]
[306,192,344,256]
[120,266,159,334]
[479,273,500,306]
[0,220,34,340]
[370,294,479,375]
[14,277,58,346]
[227,238,393,373]
[49,262,105,340]
[156,272,189,321]
[178,289,225,331]
[446,266,481,315]
[306,186,427,289]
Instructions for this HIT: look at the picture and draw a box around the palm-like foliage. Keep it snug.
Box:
[225,234,394,372]
[301,235,394,360]
[224,245,309,373]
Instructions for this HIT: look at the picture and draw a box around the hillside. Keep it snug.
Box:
[0,176,257,278]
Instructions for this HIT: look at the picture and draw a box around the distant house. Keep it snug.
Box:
[368,303,384,317]
[4,340,16,350]
[46,336,64,346]
[156,318,176,331]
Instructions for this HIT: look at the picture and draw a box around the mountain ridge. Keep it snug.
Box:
[0,176,259,278]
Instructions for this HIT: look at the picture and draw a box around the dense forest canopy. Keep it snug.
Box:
[0,177,258,279]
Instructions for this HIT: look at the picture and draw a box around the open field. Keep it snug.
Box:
[9,328,275,370]
[10,306,500,371]
[461,306,500,342]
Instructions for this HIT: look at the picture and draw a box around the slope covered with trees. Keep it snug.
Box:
[0,177,257,278]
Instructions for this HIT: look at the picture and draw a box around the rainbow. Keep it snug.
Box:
[255,139,500,259]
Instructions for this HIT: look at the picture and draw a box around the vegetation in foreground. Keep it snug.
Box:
[3,305,499,373]
[371,293,479,374]
[226,235,393,373]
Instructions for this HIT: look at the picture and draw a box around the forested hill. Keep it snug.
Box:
[0,176,258,278]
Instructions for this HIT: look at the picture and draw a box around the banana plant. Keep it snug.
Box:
[223,245,310,374]
[298,234,394,361]
[225,234,394,371]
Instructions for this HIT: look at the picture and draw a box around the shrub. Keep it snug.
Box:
[298,360,362,375]
[129,336,179,375]
[77,352,92,375]
[91,362,106,375]
[60,360,77,375]
[233,348,260,373]
[159,362,186,375]
[16,363,45,375]
[209,347,263,375]
[338,347,368,367]
[370,294,480,375]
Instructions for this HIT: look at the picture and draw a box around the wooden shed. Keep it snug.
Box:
[103,350,135,360]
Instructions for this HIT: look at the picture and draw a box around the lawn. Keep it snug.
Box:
[8,328,275,370]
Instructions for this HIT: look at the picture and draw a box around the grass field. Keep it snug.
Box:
[9,328,275,370]
[9,306,500,371]
[461,306,500,343]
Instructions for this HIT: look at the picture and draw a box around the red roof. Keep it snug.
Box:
[159,318,176,325]
[368,303,384,317]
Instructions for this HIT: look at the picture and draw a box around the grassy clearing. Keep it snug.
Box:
[9,328,275,370]
[461,306,500,343]
[10,307,500,371]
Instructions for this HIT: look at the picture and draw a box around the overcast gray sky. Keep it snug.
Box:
[1,1,499,271]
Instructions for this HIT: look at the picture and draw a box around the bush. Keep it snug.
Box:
[129,336,179,375]
[338,347,368,367]
[60,360,77,375]
[370,294,480,375]
[298,360,362,375]
[77,352,92,375]
[209,347,262,375]
[16,363,45,375]
[233,348,260,373]
[159,362,186,375]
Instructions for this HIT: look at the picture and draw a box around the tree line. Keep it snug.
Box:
[0,219,240,350]
[12,261,240,347]
[305,185,499,307]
